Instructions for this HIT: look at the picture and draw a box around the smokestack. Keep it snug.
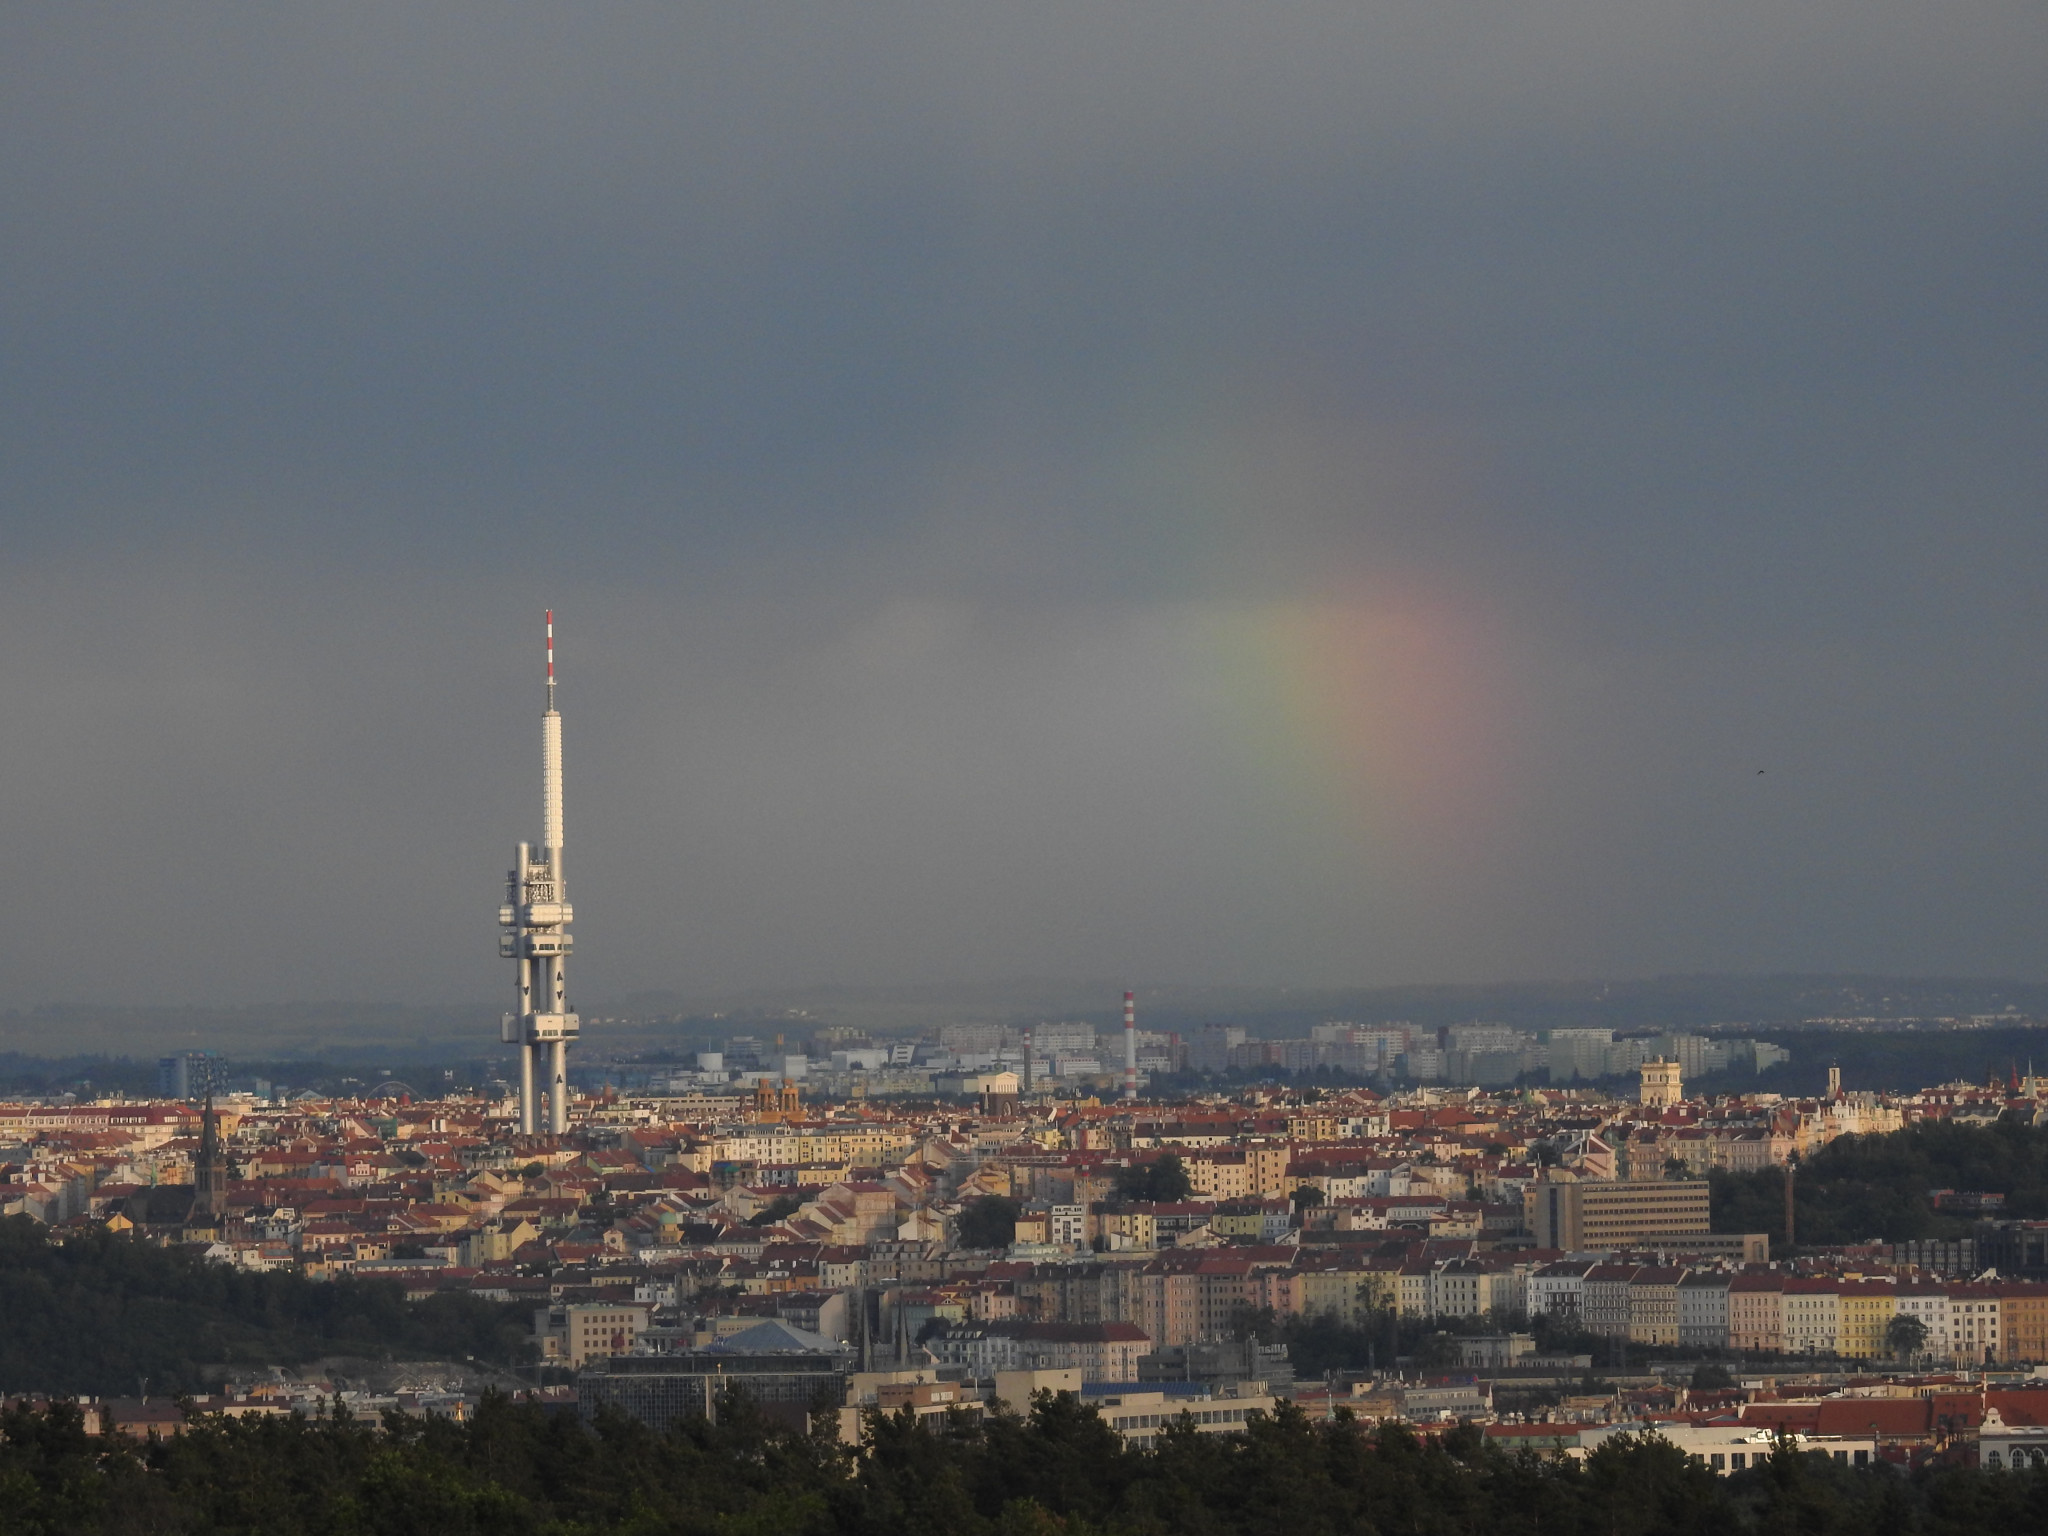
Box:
[1123,990,1137,1101]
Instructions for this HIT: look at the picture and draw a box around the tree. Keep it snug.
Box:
[1690,1362,1736,1390]
[745,1193,802,1227]
[1886,1312,1929,1360]
[957,1196,1021,1250]
[1413,1332,1464,1371]
[1113,1154,1193,1204]
[1290,1185,1325,1214]
[0,1336,2040,1532]
[1149,1154,1193,1203]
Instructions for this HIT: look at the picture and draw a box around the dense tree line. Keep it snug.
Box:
[0,1218,530,1397]
[11,1386,2048,1535]
[1711,1118,2048,1246]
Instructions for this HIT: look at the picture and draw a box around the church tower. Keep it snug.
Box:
[194,1094,228,1221]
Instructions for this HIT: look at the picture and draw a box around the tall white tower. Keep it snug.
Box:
[499,612,580,1135]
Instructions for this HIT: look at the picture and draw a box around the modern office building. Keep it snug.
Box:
[156,1052,224,1100]
[1525,1176,1711,1251]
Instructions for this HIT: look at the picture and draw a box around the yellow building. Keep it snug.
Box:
[1186,1153,1254,1201]
[1638,1058,1683,1109]
[2001,1286,2048,1364]
[1836,1282,1894,1359]
[1358,1263,1400,1315]
[1293,1265,1395,1325]
[1246,1143,1293,1198]
[1207,1205,1269,1240]
[1096,1207,1157,1249]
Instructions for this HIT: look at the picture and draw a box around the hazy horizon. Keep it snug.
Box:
[2,7,2043,1007]
[4,972,2045,1065]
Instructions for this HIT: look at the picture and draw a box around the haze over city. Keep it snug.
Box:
[2,5,2043,1011]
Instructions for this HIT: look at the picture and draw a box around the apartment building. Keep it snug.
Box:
[1292,1255,1395,1324]
[1397,1261,1435,1318]
[1626,1267,1684,1347]
[1582,1264,1640,1338]
[1728,1275,1784,1353]
[1182,1151,1254,1201]
[2001,1285,2048,1365]
[1529,1260,1597,1324]
[1836,1282,1895,1359]
[1431,1258,1487,1319]
[1678,1272,1731,1349]
[1895,1284,1950,1359]
[1951,1284,2002,1362]
[928,1320,1150,1380]
[1524,1177,1712,1251]
[1783,1279,1839,1356]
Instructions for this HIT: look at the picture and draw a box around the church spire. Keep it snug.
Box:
[195,1093,227,1221]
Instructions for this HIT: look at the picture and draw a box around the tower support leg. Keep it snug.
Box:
[549,1039,568,1135]
[519,1042,536,1135]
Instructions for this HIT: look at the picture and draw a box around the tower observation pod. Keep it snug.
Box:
[499,612,580,1136]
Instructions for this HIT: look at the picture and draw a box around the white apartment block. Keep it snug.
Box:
[1678,1272,1731,1349]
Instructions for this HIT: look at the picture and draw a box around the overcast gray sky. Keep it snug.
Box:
[1,4,2043,1008]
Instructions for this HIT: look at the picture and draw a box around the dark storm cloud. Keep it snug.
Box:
[0,4,2042,1006]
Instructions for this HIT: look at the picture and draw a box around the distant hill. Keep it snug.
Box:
[0,1002,499,1062]
[612,972,2048,1037]
[1711,1118,2048,1246]
[3,973,2043,1064]
[0,1217,528,1396]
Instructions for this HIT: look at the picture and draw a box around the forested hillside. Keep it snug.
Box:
[0,1218,529,1396]
[1710,1118,2048,1246]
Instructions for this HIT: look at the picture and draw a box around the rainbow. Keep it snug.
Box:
[1101,377,1516,874]
[1207,583,1510,859]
